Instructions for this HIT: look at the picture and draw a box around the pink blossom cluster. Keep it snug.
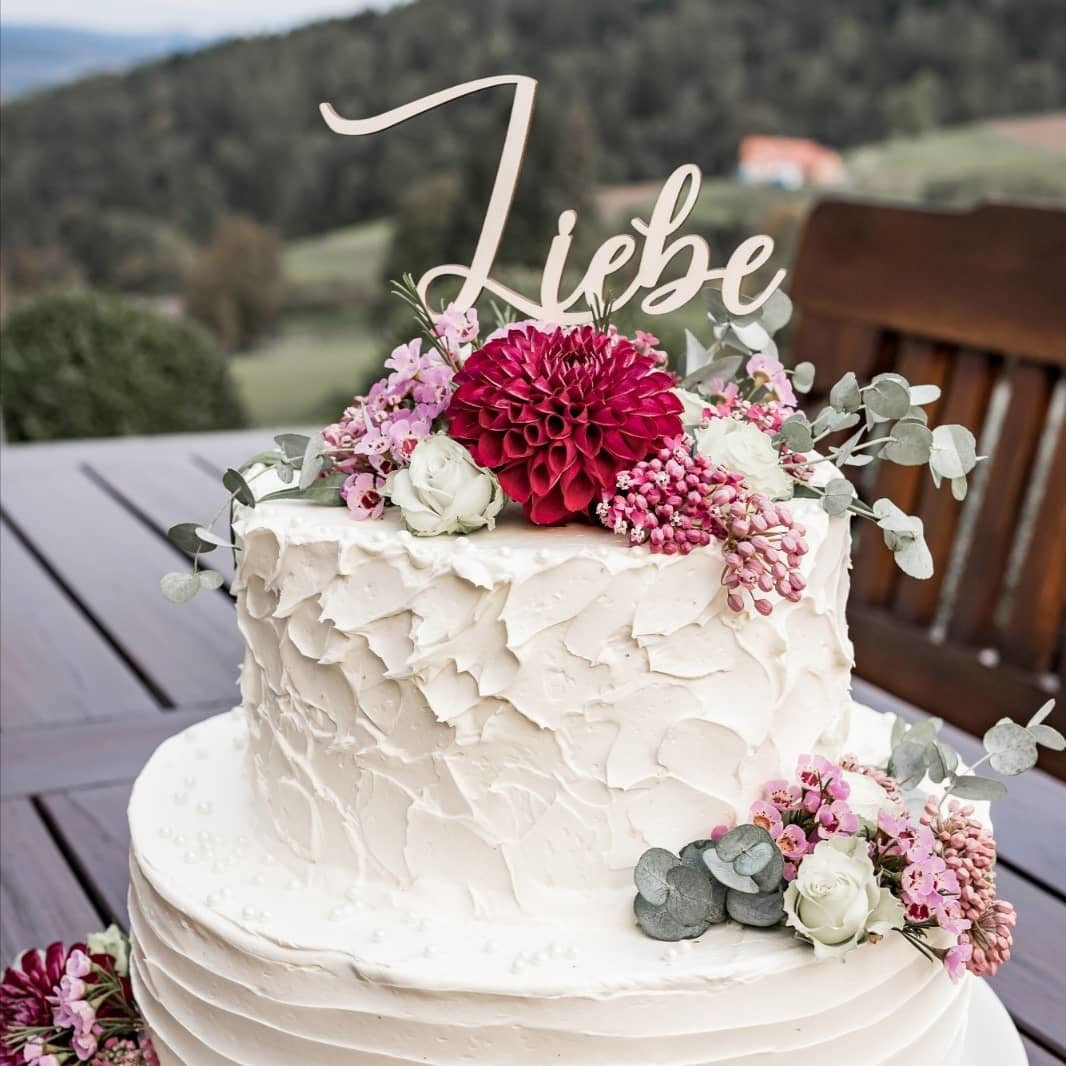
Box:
[922,796,1015,977]
[44,950,100,1062]
[712,754,861,880]
[698,352,797,436]
[597,441,807,615]
[89,1038,160,1066]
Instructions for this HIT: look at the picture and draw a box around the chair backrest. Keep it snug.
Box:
[790,200,1066,778]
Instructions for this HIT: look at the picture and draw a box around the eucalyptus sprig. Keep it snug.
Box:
[887,699,1062,803]
[159,432,344,603]
[588,289,617,334]
[389,272,458,368]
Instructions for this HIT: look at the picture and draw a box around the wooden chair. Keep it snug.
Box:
[790,200,1066,779]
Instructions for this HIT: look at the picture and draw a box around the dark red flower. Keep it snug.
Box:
[1,942,85,1064]
[446,325,682,524]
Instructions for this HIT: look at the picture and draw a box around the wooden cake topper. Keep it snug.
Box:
[321,76,785,323]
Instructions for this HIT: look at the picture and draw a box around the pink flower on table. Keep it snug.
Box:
[815,799,859,839]
[341,473,386,521]
[384,338,423,380]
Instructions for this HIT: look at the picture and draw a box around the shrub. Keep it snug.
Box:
[184,216,284,351]
[1,289,245,442]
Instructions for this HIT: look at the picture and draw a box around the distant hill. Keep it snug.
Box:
[0,23,204,98]
[2,0,1065,287]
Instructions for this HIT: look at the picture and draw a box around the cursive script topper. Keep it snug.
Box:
[321,76,786,324]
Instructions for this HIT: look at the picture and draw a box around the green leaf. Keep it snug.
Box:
[1028,699,1056,728]
[951,476,969,502]
[1030,723,1066,751]
[167,522,214,556]
[633,894,709,942]
[821,477,855,516]
[909,384,942,406]
[873,500,933,579]
[683,353,745,391]
[664,865,717,925]
[198,570,225,590]
[262,472,348,505]
[634,847,678,906]
[830,426,867,467]
[704,847,759,894]
[829,372,861,413]
[194,526,234,549]
[792,361,815,394]
[223,468,256,507]
[881,421,934,466]
[299,433,328,490]
[725,888,785,927]
[950,775,1008,802]
[889,739,932,789]
[864,375,912,420]
[930,425,978,480]
[679,840,715,871]
[983,719,1039,775]
[777,413,814,453]
[277,461,295,484]
[160,571,200,604]
[684,329,710,377]
[274,433,312,461]
[757,288,793,335]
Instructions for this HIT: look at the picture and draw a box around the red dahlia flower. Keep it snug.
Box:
[446,324,682,524]
[1,942,84,1064]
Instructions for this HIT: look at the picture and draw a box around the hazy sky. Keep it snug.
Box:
[1,0,397,36]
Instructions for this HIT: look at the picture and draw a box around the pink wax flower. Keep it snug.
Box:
[815,799,859,839]
[749,800,783,836]
[341,472,386,521]
[763,780,802,811]
[944,940,973,982]
[776,824,809,862]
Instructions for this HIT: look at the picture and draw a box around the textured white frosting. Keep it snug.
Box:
[230,485,854,920]
[128,707,973,1066]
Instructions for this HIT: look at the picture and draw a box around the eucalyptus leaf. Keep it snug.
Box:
[909,384,942,406]
[684,353,745,391]
[844,453,875,467]
[951,477,969,502]
[829,372,861,413]
[864,376,911,420]
[949,775,1008,802]
[1029,724,1066,751]
[194,526,234,549]
[634,848,678,906]
[881,420,933,466]
[889,739,932,789]
[930,425,978,479]
[816,409,860,436]
[684,330,710,377]
[893,535,934,580]
[983,719,1039,775]
[197,570,225,590]
[679,840,715,871]
[821,478,855,516]
[1028,699,1056,728]
[665,865,717,925]
[756,288,794,335]
[751,845,785,892]
[274,433,311,461]
[729,319,771,352]
[167,522,214,556]
[277,462,295,484]
[633,894,709,942]
[900,405,929,425]
[715,824,774,864]
[778,413,814,453]
[299,433,328,490]
[726,888,785,927]
[831,426,866,467]
[792,361,815,394]
[704,848,759,894]
[160,571,201,604]
[223,468,256,507]
[733,840,775,877]
[260,473,348,506]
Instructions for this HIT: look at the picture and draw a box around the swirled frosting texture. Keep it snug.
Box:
[232,487,854,919]
[128,710,973,1066]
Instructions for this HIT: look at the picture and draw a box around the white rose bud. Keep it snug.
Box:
[386,435,504,536]
[672,387,709,427]
[840,770,895,826]
[783,836,904,960]
[693,417,793,499]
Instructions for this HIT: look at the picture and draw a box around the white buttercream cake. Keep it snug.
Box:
[128,486,976,1064]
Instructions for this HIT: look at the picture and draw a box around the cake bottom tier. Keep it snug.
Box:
[127,709,1022,1066]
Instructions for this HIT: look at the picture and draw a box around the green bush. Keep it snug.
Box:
[1,289,245,442]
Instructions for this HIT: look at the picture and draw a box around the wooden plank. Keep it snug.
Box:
[1,466,241,708]
[988,865,1066,1057]
[791,311,883,390]
[1,523,156,728]
[850,607,1066,781]
[949,362,1054,647]
[894,350,998,623]
[854,679,1066,892]
[1,799,100,965]
[41,783,133,927]
[86,454,239,584]
[999,414,1066,673]
[791,201,1066,367]
[0,705,227,799]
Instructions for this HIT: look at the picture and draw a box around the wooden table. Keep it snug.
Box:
[2,430,1063,1064]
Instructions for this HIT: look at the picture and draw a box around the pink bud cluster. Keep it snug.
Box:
[922,797,1015,977]
[598,442,808,615]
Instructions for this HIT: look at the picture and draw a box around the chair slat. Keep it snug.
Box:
[1000,415,1066,674]
[893,349,998,623]
[949,362,1055,647]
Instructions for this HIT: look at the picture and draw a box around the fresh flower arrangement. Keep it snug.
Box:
[1,927,156,1066]
[160,278,981,619]
[631,701,1062,981]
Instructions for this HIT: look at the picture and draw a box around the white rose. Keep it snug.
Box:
[841,770,894,825]
[693,417,792,499]
[783,836,903,959]
[386,435,504,536]
[673,387,709,427]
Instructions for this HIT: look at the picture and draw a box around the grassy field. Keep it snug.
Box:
[232,117,1064,427]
